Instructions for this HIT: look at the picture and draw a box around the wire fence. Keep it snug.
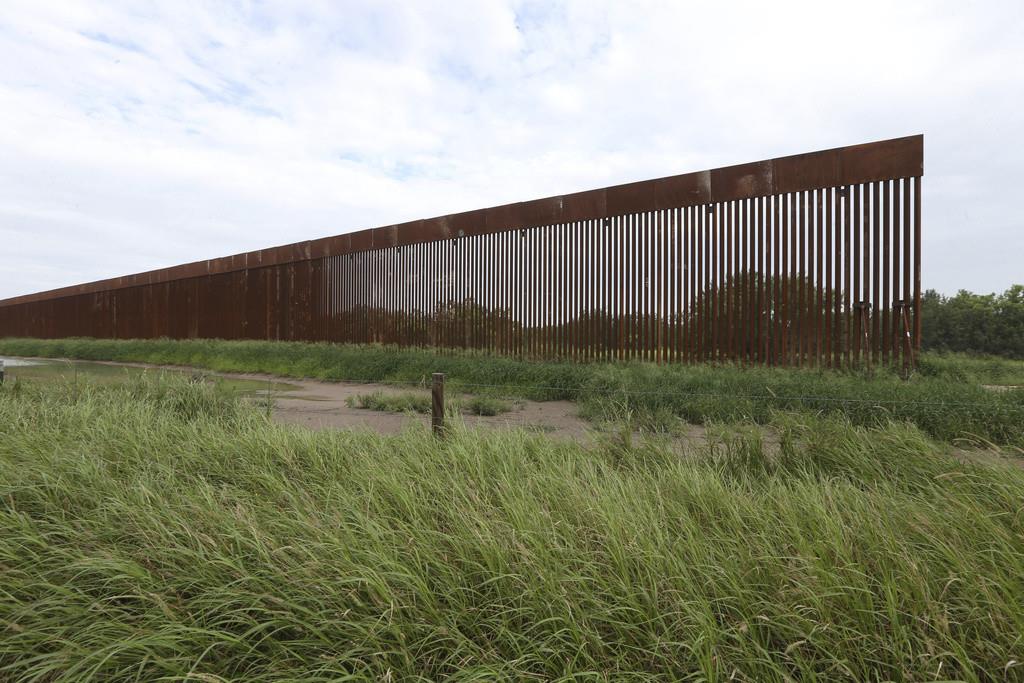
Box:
[3,363,1021,413]
[2,360,1023,456]
[262,376,1024,432]
[289,376,1023,410]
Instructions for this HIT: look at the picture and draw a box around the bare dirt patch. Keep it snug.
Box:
[267,380,594,439]
[55,358,597,440]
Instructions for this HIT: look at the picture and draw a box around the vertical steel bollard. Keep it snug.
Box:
[431,373,445,437]
[0,359,4,385]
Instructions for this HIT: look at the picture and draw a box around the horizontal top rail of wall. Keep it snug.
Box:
[0,135,922,368]
[0,136,921,306]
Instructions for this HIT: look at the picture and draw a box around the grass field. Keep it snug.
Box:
[0,354,300,393]
[2,337,1023,446]
[1,375,1022,681]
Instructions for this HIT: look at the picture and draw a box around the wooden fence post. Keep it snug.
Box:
[431,372,445,436]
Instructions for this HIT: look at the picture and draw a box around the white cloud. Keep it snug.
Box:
[0,0,1022,298]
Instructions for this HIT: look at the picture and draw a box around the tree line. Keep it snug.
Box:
[921,285,1024,359]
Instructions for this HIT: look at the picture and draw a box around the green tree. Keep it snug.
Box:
[921,285,1024,358]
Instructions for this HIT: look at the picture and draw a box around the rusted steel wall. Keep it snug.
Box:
[0,135,923,367]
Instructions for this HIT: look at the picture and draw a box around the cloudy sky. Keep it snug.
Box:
[0,0,1021,300]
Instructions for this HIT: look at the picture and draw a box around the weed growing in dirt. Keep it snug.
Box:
[347,391,512,416]
[461,395,512,416]
[347,390,432,414]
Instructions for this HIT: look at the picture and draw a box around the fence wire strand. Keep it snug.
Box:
[4,366,1022,414]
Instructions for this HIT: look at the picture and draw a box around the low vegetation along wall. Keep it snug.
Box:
[3,337,1022,448]
[0,136,923,368]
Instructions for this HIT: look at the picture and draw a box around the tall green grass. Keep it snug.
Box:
[919,351,1024,386]
[2,337,1023,446]
[1,376,1023,680]
[577,361,1024,446]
